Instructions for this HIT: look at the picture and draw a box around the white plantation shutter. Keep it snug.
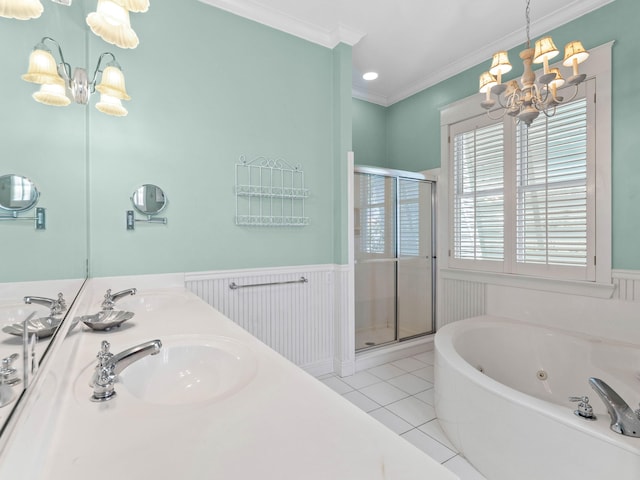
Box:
[451,119,505,270]
[515,97,593,279]
[448,82,595,281]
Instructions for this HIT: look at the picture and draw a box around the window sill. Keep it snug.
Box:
[439,268,615,299]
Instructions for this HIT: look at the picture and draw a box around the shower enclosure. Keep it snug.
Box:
[354,166,435,351]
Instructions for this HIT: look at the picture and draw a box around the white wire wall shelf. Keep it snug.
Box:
[235,155,310,227]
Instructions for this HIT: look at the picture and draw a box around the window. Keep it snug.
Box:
[449,83,596,281]
[515,98,593,279]
[452,121,504,266]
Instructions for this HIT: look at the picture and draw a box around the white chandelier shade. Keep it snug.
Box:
[86,0,140,49]
[0,0,43,20]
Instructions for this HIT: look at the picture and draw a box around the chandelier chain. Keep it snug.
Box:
[525,0,531,49]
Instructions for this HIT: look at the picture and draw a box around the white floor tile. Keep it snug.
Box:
[341,371,382,389]
[367,363,406,380]
[412,351,434,365]
[386,396,436,426]
[411,352,433,365]
[320,376,354,395]
[359,381,409,405]
[387,373,433,395]
[418,419,457,452]
[323,354,483,479]
[443,455,487,480]
[391,357,427,372]
[413,388,434,406]
[412,365,435,382]
[400,429,457,463]
[368,408,414,435]
[342,390,381,413]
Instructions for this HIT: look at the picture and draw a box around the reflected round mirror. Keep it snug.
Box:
[0,174,39,212]
[131,184,167,216]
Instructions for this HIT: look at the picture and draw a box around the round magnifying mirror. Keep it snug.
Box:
[0,174,40,212]
[131,184,167,216]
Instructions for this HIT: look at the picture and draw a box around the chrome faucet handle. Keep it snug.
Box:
[97,340,113,364]
[102,289,115,310]
[0,353,21,386]
[90,341,117,402]
[569,395,596,420]
[55,292,67,312]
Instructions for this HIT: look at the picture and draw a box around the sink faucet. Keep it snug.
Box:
[24,292,66,316]
[90,339,162,402]
[589,377,640,437]
[101,288,137,310]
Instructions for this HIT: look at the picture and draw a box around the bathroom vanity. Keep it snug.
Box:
[0,274,457,479]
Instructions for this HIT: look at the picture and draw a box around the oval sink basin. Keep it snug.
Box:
[118,335,257,406]
[115,291,190,312]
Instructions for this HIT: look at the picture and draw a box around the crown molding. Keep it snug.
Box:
[352,88,390,107]
[198,0,365,48]
[199,0,613,106]
[388,0,615,105]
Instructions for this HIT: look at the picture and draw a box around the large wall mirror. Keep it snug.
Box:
[0,4,88,432]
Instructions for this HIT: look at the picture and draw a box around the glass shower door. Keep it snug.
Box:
[354,173,397,349]
[397,179,434,340]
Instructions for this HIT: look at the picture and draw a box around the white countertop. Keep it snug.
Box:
[0,276,457,480]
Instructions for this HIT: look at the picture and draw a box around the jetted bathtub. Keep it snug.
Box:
[435,315,640,480]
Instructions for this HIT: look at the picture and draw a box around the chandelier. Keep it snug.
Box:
[479,0,589,126]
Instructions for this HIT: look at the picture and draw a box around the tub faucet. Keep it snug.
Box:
[24,293,66,316]
[90,339,162,402]
[588,377,640,437]
[101,288,137,310]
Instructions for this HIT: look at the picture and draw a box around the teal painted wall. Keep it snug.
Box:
[1,2,352,282]
[89,2,348,277]
[332,44,353,265]
[0,6,87,282]
[356,0,640,269]
[352,98,387,167]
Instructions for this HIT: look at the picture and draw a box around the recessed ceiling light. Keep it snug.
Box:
[362,72,378,81]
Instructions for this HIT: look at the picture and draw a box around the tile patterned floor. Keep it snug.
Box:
[317,350,487,480]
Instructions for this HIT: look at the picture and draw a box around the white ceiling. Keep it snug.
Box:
[199,0,613,106]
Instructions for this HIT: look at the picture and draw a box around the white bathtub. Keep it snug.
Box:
[435,315,640,480]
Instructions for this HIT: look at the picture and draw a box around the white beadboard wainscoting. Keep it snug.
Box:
[185,265,353,377]
[612,270,640,301]
[437,277,486,329]
[437,269,640,345]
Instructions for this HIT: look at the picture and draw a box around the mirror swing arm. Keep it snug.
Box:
[126,210,167,230]
[0,208,46,230]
